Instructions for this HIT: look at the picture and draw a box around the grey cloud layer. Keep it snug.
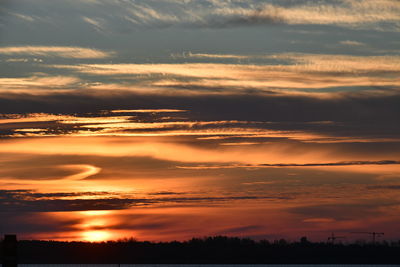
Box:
[1,92,399,140]
[0,189,289,212]
[179,160,400,170]
[3,0,400,31]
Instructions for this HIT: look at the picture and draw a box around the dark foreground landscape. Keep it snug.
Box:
[2,236,400,264]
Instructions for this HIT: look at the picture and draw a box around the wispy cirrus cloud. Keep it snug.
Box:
[339,40,366,47]
[49,53,399,97]
[14,0,400,31]
[0,76,81,91]
[172,52,249,60]
[1,53,398,97]
[209,0,400,31]
[59,54,400,76]
[81,16,106,32]
[4,0,399,34]
[176,160,400,170]
[0,46,113,58]
[7,11,36,22]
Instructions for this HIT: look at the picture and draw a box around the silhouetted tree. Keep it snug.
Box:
[2,236,399,264]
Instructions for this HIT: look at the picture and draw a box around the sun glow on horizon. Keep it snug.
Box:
[80,210,113,216]
[83,230,111,242]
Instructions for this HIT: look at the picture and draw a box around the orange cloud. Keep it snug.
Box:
[0,46,113,58]
[212,0,400,31]
[0,76,81,91]
[48,54,399,97]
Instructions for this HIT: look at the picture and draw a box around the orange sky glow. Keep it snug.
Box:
[1,0,400,243]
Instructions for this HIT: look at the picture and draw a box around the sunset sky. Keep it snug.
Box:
[0,0,400,242]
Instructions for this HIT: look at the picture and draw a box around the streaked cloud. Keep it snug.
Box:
[60,165,102,181]
[270,53,400,73]
[0,189,287,212]
[0,113,77,124]
[110,109,186,113]
[60,54,400,76]
[81,16,105,32]
[1,52,398,98]
[177,160,400,170]
[1,136,400,175]
[46,53,399,97]
[0,46,113,58]
[209,0,400,31]
[339,40,366,46]
[6,0,399,31]
[368,185,400,190]
[9,12,36,22]
[0,76,80,91]
[173,52,249,60]
[0,111,369,145]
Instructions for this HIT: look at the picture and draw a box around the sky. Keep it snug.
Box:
[0,0,400,242]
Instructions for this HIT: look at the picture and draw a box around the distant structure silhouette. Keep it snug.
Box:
[2,235,18,267]
[300,236,310,244]
[327,232,345,244]
[351,232,384,243]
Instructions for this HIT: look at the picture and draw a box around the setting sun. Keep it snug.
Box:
[83,230,111,242]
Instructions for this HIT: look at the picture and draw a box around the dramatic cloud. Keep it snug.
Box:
[2,110,399,147]
[34,53,398,99]
[1,0,400,242]
[0,189,288,212]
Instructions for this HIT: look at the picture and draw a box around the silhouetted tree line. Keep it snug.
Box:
[1,236,400,264]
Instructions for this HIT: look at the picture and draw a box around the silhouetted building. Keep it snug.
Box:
[2,235,18,267]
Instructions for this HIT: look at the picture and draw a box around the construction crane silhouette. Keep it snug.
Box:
[327,232,345,244]
[351,232,384,243]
